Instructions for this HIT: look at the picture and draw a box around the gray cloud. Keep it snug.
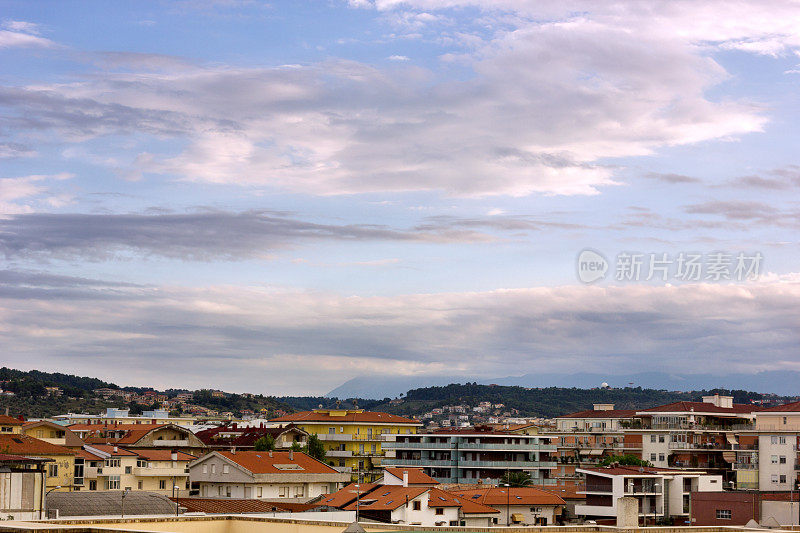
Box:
[644,172,701,184]
[0,211,499,261]
[1,275,797,394]
[727,166,800,190]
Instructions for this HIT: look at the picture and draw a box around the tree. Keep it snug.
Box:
[599,454,653,467]
[304,434,326,461]
[500,471,532,487]
[290,441,303,452]
[254,435,275,451]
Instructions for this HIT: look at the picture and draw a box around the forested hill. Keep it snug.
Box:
[368,383,791,418]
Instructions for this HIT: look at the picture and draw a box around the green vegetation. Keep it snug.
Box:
[599,454,653,467]
[500,471,533,487]
[254,435,276,451]
[305,434,326,461]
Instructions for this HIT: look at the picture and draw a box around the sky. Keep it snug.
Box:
[1,0,799,396]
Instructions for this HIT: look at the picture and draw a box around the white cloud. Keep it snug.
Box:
[0,173,73,214]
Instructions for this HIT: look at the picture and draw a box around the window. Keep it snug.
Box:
[784,417,788,425]
[218,486,223,496]
[105,458,120,468]
[772,455,778,464]
[257,487,263,497]
[294,486,304,497]
[658,435,665,443]
[780,436,787,444]
[89,480,97,490]
[125,466,132,474]
[780,475,787,483]
[48,464,58,477]
[137,459,148,467]
[203,465,208,474]
[329,427,336,434]
[772,436,778,444]
[138,481,143,489]
[160,480,166,490]
[223,465,229,474]
[108,476,120,490]
[780,456,787,464]
[659,454,665,462]
[211,464,216,474]
[279,486,288,497]
[716,510,731,520]
[0,426,13,433]
[435,508,444,515]
[650,453,657,461]
[413,501,421,510]
[226,486,231,497]
[772,475,779,483]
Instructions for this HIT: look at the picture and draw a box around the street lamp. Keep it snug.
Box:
[355,483,360,523]
[174,485,181,516]
[42,485,62,520]
[503,483,510,526]
[652,483,661,527]
[121,488,130,518]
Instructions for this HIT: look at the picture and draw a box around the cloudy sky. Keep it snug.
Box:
[1,0,799,395]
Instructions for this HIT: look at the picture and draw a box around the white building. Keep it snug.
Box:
[576,465,723,523]
[189,450,350,500]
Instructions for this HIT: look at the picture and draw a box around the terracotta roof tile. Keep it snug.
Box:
[558,409,639,419]
[0,415,24,426]
[758,401,800,413]
[450,486,566,506]
[216,450,340,475]
[383,467,439,485]
[171,498,293,513]
[0,434,75,456]
[343,486,428,511]
[428,488,498,514]
[318,483,378,508]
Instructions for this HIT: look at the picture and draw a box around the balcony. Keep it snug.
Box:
[383,441,454,449]
[457,460,557,469]
[458,443,556,451]
[383,459,453,467]
[733,463,758,470]
[733,444,759,450]
[584,485,613,493]
[326,450,353,457]
[625,486,663,494]
[152,439,189,446]
[315,434,394,442]
[133,467,189,477]
[668,442,730,451]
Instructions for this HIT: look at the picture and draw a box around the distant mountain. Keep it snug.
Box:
[326,371,800,399]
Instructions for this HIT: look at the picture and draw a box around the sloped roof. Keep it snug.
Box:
[195,424,307,448]
[450,486,566,506]
[318,483,378,508]
[172,498,293,514]
[580,465,707,476]
[383,467,439,485]
[0,453,51,464]
[85,444,139,456]
[758,401,800,413]
[271,410,419,425]
[0,434,75,456]
[0,414,24,426]
[343,486,428,511]
[427,488,498,514]
[216,450,340,475]
[47,491,177,517]
[134,449,196,461]
[22,420,86,447]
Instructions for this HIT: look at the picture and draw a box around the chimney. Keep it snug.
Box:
[231,446,236,455]
[289,450,293,461]
[113,446,118,453]
[171,451,178,461]
[4,407,8,416]
[268,450,273,458]
[403,470,409,487]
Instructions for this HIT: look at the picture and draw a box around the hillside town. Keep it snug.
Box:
[2,393,800,529]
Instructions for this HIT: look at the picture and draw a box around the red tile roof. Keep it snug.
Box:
[383,467,439,485]
[558,409,639,419]
[216,451,340,475]
[758,401,800,413]
[0,434,75,456]
[171,498,294,514]
[637,401,759,415]
[450,486,566,506]
[343,486,428,511]
[85,444,138,456]
[581,465,706,476]
[318,483,378,508]
[0,453,51,464]
[0,415,24,426]
[271,410,419,425]
[427,488,499,514]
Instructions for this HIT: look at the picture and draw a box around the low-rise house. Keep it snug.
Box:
[379,467,439,487]
[449,486,566,525]
[0,414,24,434]
[0,453,49,521]
[195,423,308,451]
[189,450,350,500]
[71,422,206,456]
[576,465,723,524]
[0,433,76,492]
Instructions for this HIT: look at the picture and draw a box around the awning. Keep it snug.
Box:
[589,449,604,455]
[726,434,738,445]
[511,513,525,523]
[722,451,736,463]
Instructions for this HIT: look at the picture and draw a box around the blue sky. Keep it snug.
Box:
[1,0,799,395]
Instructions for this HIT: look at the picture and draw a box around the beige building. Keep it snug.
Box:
[189,450,350,500]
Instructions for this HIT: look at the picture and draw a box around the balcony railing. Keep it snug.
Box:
[133,467,189,477]
[384,442,454,449]
[733,463,758,470]
[457,460,557,469]
[458,443,556,451]
[326,450,353,457]
[383,459,453,467]
[668,442,730,450]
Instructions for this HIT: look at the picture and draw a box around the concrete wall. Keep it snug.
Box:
[759,434,796,491]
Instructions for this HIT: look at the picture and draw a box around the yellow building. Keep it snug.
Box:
[271,409,421,481]
[0,432,76,492]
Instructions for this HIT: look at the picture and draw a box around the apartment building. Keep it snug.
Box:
[78,444,195,495]
[270,409,422,480]
[0,454,49,521]
[189,450,350,499]
[576,465,723,523]
[55,408,196,427]
[382,426,557,485]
